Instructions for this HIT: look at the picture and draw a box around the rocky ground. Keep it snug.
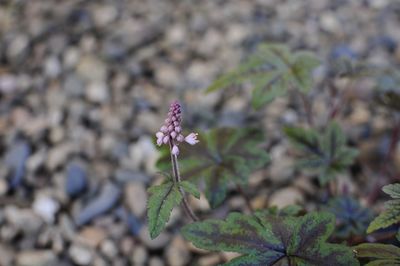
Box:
[0,0,399,265]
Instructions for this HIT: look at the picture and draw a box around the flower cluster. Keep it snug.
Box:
[156,101,199,155]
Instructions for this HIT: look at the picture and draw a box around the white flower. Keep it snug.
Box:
[171,145,179,155]
[185,133,199,145]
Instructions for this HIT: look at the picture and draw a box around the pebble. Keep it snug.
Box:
[100,239,118,259]
[0,244,14,266]
[125,181,147,217]
[4,206,43,234]
[139,226,171,250]
[0,178,8,196]
[86,81,109,103]
[16,250,57,266]
[269,187,304,208]
[77,226,107,248]
[165,236,191,266]
[32,195,60,224]
[65,161,88,197]
[5,141,31,188]
[149,257,165,266]
[131,245,148,265]
[76,55,108,82]
[76,182,121,226]
[68,243,93,266]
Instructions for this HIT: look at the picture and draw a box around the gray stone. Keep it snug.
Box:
[76,182,121,226]
[125,182,147,217]
[16,250,57,266]
[68,244,93,266]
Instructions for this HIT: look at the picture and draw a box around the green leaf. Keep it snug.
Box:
[367,183,400,233]
[147,181,182,239]
[206,43,320,109]
[180,180,200,199]
[374,70,400,112]
[354,243,400,266]
[382,183,400,199]
[157,128,270,208]
[182,212,359,266]
[284,122,358,185]
[324,196,372,239]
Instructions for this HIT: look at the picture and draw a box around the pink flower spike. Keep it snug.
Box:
[170,131,177,139]
[163,135,170,144]
[160,126,168,133]
[177,134,184,142]
[175,126,181,133]
[171,145,179,155]
[185,133,199,145]
[156,132,164,138]
[156,137,163,146]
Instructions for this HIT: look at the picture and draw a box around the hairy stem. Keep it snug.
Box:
[169,141,199,221]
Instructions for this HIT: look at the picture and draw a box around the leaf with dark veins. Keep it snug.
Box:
[157,128,270,208]
[147,181,182,239]
[182,212,359,266]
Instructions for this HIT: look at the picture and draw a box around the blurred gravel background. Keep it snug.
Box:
[0,0,400,265]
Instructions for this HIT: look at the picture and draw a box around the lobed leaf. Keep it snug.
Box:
[324,196,372,238]
[206,43,320,109]
[180,180,200,199]
[382,183,400,199]
[182,211,359,266]
[354,243,400,266]
[368,183,400,234]
[157,128,270,208]
[367,199,400,233]
[147,181,182,239]
[284,122,358,185]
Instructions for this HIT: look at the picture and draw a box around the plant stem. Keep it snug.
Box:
[299,92,313,126]
[169,141,199,221]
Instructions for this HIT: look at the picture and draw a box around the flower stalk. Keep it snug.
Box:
[156,100,199,221]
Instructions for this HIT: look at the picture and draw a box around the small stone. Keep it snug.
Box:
[139,226,171,250]
[93,5,118,27]
[0,244,14,266]
[5,141,31,188]
[44,56,61,78]
[4,206,43,234]
[63,47,80,69]
[46,143,74,171]
[77,55,107,82]
[68,244,93,266]
[77,226,107,248]
[269,187,304,208]
[131,245,148,265]
[149,257,164,266]
[120,237,135,256]
[125,182,147,217]
[155,64,181,88]
[0,178,8,196]
[76,182,121,226]
[0,74,17,94]
[198,254,221,266]
[165,236,190,266]
[65,161,88,197]
[32,195,60,223]
[86,81,109,103]
[269,158,294,183]
[16,250,57,266]
[100,239,118,259]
